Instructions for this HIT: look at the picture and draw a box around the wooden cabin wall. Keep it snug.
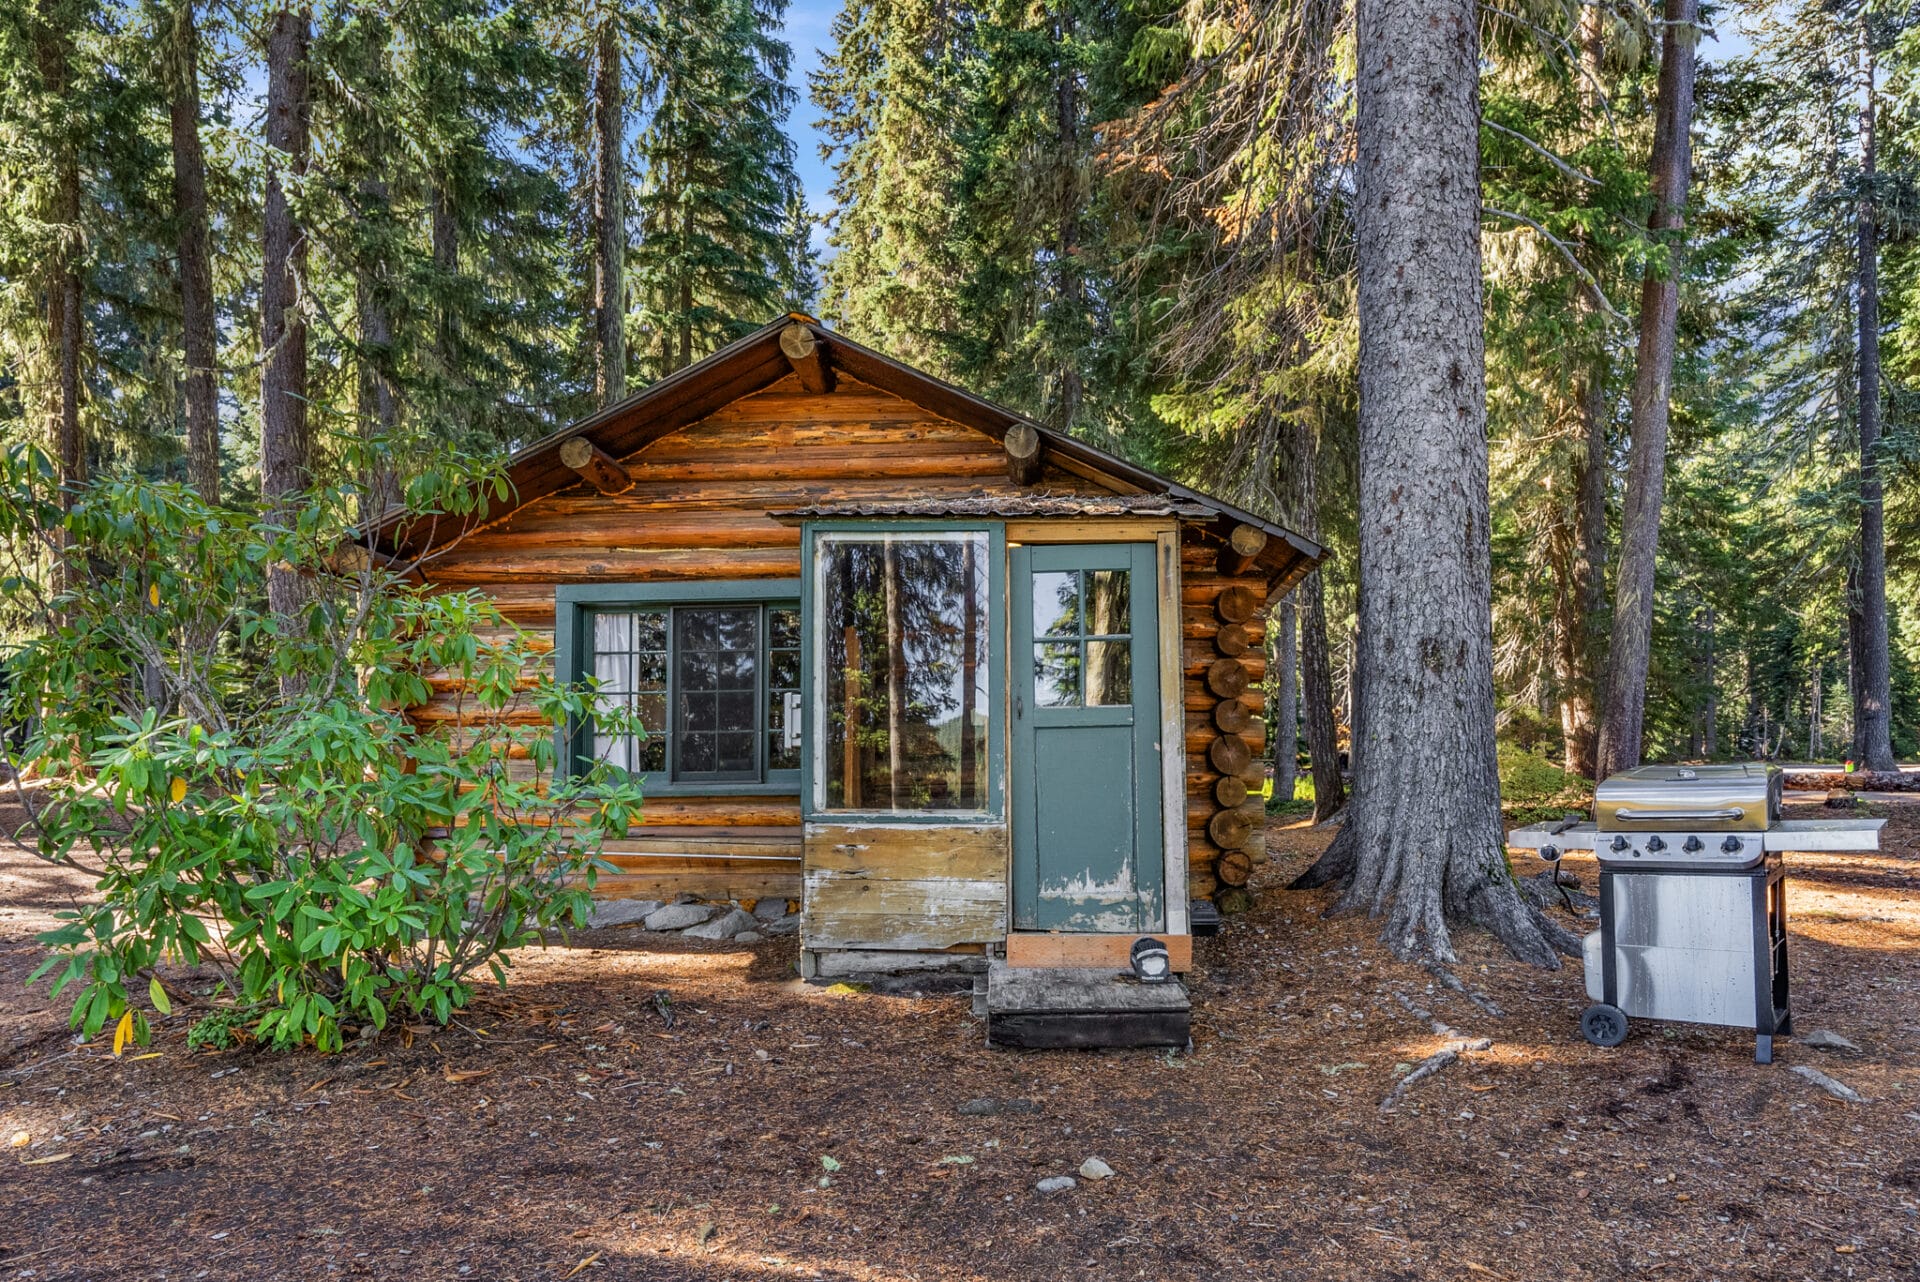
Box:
[1179,535,1272,914]
[410,373,1107,904]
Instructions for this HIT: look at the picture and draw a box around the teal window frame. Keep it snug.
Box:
[554,579,803,796]
[801,521,1006,824]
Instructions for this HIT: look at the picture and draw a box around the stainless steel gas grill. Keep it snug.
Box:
[1509,764,1884,1063]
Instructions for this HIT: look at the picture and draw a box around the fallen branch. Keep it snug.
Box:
[1790,1065,1864,1103]
[1426,964,1505,1019]
[1381,1049,1458,1111]
[1783,771,1918,793]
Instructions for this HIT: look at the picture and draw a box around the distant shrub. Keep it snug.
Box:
[1498,742,1591,824]
[1,460,643,1053]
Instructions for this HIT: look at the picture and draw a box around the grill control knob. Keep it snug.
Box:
[1722,835,1743,854]
[1610,836,1631,853]
[1646,835,1667,853]
[1682,835,1703,853]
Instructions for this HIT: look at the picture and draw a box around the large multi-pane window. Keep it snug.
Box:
[559,586,800,789]
[813,530,993,814]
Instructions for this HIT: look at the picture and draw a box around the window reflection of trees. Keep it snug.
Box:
[821,534,988,812]
[1031,568,1132,709]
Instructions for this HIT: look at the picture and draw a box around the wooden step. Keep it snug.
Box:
[984,962,1191,1050]
[1004,932,1192,973]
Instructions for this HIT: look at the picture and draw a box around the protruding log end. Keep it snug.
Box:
[559,436,633,495]
[780,322,835,393]
[1209,733,1251,777]
[1209,806,1255,851]
[1213,698,1253,735]
[1215,886,1255,915]
[1219,523,1269,575]
[1004,422,1043,486]
[1216,584,1259,624]
[1205,658,1250,699]
[1215,849,1253,887]
[1214,774,1249,809]
[1215,622,1252,657]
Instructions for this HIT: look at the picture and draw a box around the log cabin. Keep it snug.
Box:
[376,316,1321,982]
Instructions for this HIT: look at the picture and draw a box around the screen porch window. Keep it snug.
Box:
[814,531,991,813]
[584,601,800,783]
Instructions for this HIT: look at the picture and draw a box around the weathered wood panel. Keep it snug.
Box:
[802,823,1007,951]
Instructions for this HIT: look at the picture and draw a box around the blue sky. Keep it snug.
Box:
[782,3,840,228]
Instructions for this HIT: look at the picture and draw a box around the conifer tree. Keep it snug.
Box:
[631,0,800,376]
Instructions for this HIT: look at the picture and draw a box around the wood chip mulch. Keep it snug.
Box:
[2,796,1918,1281]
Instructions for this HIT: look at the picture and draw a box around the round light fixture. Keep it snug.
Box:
[1130,936,1172,983]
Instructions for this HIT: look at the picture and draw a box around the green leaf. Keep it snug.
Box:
[149,976,172,1016]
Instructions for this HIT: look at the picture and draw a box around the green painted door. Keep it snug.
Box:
[1010,542,1164,932]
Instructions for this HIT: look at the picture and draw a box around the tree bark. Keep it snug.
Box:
[430,178,458,364]
[1300,571,1344,823]
[1307,0,1575,965]
[32,11,83,533]
[1560,368,1607,777]
[261,6,312,632]
[1595,0,1697,782]
[592,21,626,405]
[1852,31,1897,772]
[167,0,218,502]
[1273,601,1298,805]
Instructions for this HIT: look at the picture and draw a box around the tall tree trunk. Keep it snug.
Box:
[167,0,218,502]
[1273,601,1298,806]
[592,21,626,405]
[1303,0,1574,965]
[32,11,83,538]
[430,178,458,365]
[1561,369,1607,777]
[261,6,312,635]
[1298,575,1343,822]
[1852,32,1897,772]
[1595,0,1697,781]
[1809,660,1823,759]
[1846,568,1864,760]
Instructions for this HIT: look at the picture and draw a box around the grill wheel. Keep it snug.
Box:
[1581,1002,1630,1048]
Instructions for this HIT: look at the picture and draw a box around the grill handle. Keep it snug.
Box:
[1611,806,1745,823]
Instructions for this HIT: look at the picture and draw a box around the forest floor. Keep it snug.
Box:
[2,796,1918,1282]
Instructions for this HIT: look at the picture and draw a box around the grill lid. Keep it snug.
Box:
[1594,763,1783,833]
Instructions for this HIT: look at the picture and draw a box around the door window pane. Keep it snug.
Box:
[1027,568,1134,710]
[817,532,990,812]
[676,606,759,778]
[1086,570,1130,636]
[1086,639,1133,706]
[1031,571,1080,639]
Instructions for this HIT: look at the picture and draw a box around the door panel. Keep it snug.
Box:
[1010,543,1163,932]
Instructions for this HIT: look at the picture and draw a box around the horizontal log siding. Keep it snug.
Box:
[1179,537,1271,908]
[413,374,1100,900]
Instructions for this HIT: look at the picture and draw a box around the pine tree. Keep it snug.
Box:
[630,0,800,376]
[812,0,974,372]
[779,188,820,313]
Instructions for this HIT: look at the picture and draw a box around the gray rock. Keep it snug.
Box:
[957,1097,1039,1117]
[588,899,664,928]
[761,913,801,936]
[1800,1029,1861,1053]
[1790,1065,1864,1103]
[1078,1157,1115,1180]
[1035,1176,1077,1194]
[752,898,792,922]
[734,931,763,944]
[683,908,757,940]
[644,903,717,932]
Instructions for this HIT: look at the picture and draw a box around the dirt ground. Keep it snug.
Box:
[2,797,1918,1282]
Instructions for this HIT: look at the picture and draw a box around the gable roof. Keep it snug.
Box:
[376,315,1324,597]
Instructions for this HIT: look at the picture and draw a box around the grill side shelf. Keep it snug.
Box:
[1507,818,1884,854]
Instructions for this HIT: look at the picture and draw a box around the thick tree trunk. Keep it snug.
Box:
[592,22,626,405]
[430,179,458,364]
[1274,601,1298,805]
[1305,0,1574,965]
[261,6,312,632]
[1561,369,1607,777]
[1595,0,1697,782]
[1852,36,1897,772]
[167,0,218,502]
